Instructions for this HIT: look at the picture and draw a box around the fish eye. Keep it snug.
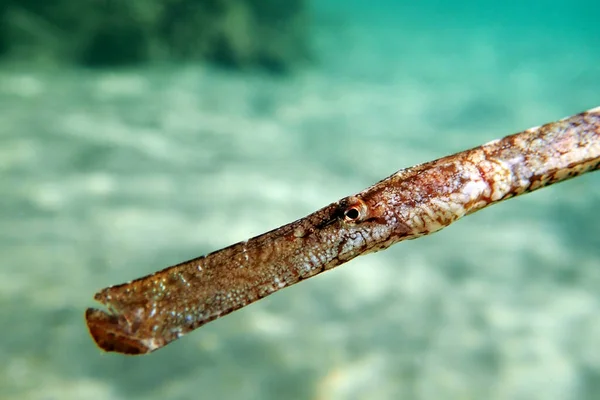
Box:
[344,207,361,221]
[342,197,368,223]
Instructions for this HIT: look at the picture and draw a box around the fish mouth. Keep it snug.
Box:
[85,307,156,355]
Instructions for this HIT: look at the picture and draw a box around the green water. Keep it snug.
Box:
[1,1,600,399]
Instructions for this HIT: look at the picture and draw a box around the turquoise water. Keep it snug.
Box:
[2,1,600,399]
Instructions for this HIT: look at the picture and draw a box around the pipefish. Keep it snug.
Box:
[86,107,600,355]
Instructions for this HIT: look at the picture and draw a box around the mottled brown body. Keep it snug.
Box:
[86,107,600,354]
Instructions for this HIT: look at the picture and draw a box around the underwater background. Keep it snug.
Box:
[1,0,600,399]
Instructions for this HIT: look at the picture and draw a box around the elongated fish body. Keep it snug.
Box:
[86,107,600,355]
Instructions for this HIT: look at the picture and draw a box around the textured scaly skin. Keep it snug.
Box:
[86,107,600,354]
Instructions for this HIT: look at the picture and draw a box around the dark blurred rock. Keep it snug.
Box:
[0,5,8,57]
[159,0,311,73]
[0,0,310,73]
[80,19,150,68]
